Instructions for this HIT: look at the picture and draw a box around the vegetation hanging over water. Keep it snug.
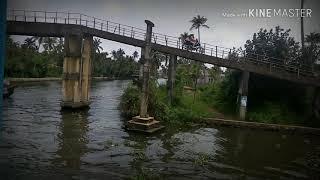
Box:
[5,36,139,78]
[120,82,216,127]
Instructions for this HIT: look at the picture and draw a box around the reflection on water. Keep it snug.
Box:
[53,110,89,170]
[1,80,320,179]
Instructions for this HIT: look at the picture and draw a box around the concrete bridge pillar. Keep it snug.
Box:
[126,20,164,133]
[139,48,145,82]
[238,71,250,120]
[168,54,177,105]
[61,34,92,109]
[139,20,154,118]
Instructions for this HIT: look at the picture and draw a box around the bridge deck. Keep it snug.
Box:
[6,10,320,87]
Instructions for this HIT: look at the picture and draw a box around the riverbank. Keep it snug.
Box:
[120,82,320,136]
[204,118,320,136]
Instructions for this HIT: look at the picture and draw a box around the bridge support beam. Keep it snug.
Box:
[168,54,177,105]
[126,20,164,133]
[238,71,250,120]
[61,34,92,109]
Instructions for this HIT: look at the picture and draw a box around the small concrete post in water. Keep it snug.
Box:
[61,34,92,109]
[238,71,250,120]
[126,20,164,133]
[167,54,177,105]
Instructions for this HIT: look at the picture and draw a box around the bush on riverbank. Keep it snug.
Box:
[119,80,216,127]
[120,69,319,128]
[198,70,320,127]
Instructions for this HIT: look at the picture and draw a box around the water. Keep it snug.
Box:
[1,80,320,179]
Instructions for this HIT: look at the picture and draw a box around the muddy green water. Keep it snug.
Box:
[1,80,320,179]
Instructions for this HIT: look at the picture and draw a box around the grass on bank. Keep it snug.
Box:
[120,77,320,128]
[120,82,218,127]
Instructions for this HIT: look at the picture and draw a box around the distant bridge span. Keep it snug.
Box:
[6,10,320,87]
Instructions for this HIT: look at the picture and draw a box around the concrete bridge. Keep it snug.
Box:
[6,10,320,125]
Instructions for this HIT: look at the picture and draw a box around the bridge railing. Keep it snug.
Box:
[151,32,315,78]
[7,9,147,41]
[7,9,317,78]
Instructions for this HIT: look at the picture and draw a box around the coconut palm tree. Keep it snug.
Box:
[43,37,57,52]
[189,15,209,44]
[112,48,125,60]
[132,51,139,60]
[179,32,190,41]
[179,32,190,49]
[93,38,103,53]
[23,37,37,51]
[31,36,44,51]
[305,32,320,65]
[114,48,125,77]
[189,15,209,103]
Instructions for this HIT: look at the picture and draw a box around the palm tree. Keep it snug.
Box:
[112,48,125,60]
[179,32,190,49]
[43,37,57,52]
[305,32,320,66]
[54,38,64,54]
[114,48,125,77]
[189,15,209,44]
[132,51,139,60]
[23,37,37,51]
[93,38,103,53]
[189,15,209,103]
[31,36,44,51]
[179,32,189,41]
[111,50,117,60]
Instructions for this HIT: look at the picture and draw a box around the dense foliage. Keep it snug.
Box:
[5,36,139,78]
[202,27,320,126]
[5,36,63,77]
[120,81,215,127]
[120,26,320,127]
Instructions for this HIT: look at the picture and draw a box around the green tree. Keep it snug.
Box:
[5,36,138,79]
[31,36,44,51]
[208,66,222,83]
[93,38,103,53]
[212,26,312,123]
[244,26,300,65]
[22,37,37,51]
[43,37,57,52]
[133,51,139,60]
[305,32,320,67]
[115,48,126,77]
[179,32,190,50]
[189,15,209,44]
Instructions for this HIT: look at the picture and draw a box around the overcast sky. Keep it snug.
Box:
[8,0,320,58]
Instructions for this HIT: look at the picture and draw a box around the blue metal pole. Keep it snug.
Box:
[0,0,7,118]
